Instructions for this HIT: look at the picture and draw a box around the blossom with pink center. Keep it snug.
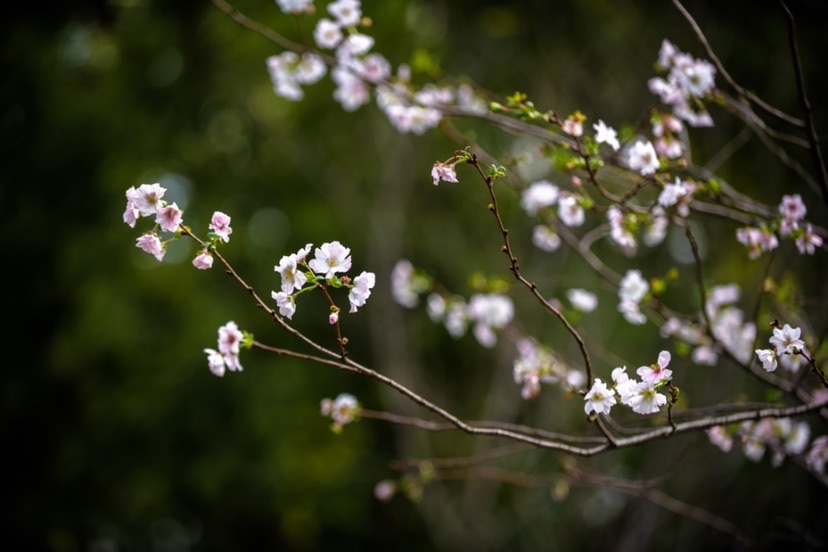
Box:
[309,241,352,279]
[133,183,166,216]
[136,232,165,261]
[155,202,183,233]
[637,350,673,385]
[778,194,806,221]
[192,250,214,270]
[320,393,360,432]
[209,211,233,243]
[218,321,243,356]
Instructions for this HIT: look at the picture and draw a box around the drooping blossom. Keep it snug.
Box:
[349,271,376,312]
[136,232,165,261]
[192,250,214,270]
[431,162,458,186]
[209,211,233,243]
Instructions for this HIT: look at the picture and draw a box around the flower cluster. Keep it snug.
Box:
[708,418,811,469]
[648,39,715,127]
[320,392,360,433]
[754,323,806,373]
[124,183,230,268]
[617,269,649,325]
[651,112,685,159]
[512,338,584,400]
[584,351,674,416]
[203,321,247,377]
[657,177,695,217]
[519,179,586,252]
[736,193,823,258]
[271,241,375,320]
[267,0,487,135]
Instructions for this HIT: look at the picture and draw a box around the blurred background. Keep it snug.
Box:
[4,0,827,550]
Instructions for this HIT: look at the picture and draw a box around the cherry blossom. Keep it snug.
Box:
[155,202,183,233]
[431,162,458,186]
[755,349,777,372]
[584,379,616,415]
[567,288,598,313]
[136,232,165,261]
[521,180,560,215]
[348,271,376,312]
[192,250,214,270]
[593,120,620,151]
[532,225,561,252]
[626,140,659,175]
[209,211,233,243]
[769,324,804,355]
[309,241,353,279]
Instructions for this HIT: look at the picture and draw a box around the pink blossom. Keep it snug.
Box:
[123,186,140,227]
[796,224,823,255]
[329,311,339,325]
[637,350,673,385]
[432,163,458,186]
[192,250,214,270]
[218,321,243,356]
[778,194,806,221]
[204,348,225,377]
[133,183,166,216]
[155,202,183,233]
[209,211,233,243]
[136,232,165,261]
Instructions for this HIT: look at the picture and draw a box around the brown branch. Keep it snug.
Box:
[670,0,803,128]
[778,0,828,208]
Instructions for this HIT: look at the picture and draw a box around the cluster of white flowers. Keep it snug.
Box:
[204,321,245,377]
[266,51,327,101]
[607,206,636,253]
[513,338,584,400]
[268,0,487,135]
[737,194,823,258]
[271,241,375,320]
[584,351,673,416]
[124,183,231,269]
[710,416,828,475]
[320,392,360,433]
[617,269,649,325]
[648,39,715,127]
[754,323,806,373]
[651,113,685,159]
[519,180,585,246]
[657,177,695,217]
